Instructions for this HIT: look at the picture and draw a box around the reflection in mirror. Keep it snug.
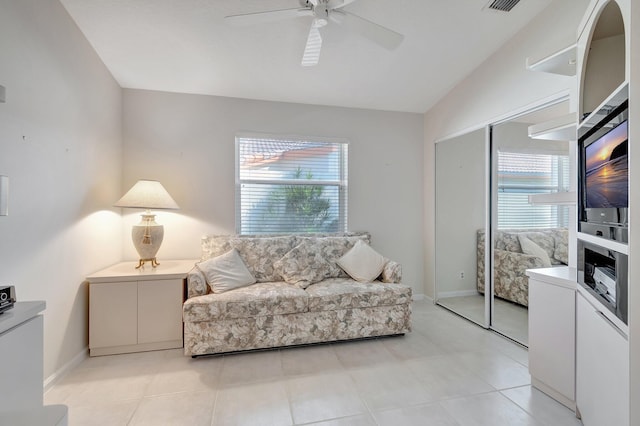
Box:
[435,128,488,326]
[491,103,571,345]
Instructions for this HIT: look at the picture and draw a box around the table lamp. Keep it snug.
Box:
[114,180,179,269]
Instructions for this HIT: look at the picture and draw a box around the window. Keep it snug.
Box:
[236,134,348,234]
[497,151,570,229]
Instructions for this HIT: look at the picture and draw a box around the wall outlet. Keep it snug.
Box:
[459,271,465,279]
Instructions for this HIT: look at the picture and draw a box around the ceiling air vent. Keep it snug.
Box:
[486,0,521,12]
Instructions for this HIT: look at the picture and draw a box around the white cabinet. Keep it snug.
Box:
[0,301,46,411]
[0,301,69,424]
[526,267,576,410]
[576,289,629,426]
[88,260,195,356]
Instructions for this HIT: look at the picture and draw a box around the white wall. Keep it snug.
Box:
[0,0,122,379]
[122,89,425,295]
[423,0,590,298]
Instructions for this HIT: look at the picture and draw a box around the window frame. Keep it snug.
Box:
[235,132,349,235]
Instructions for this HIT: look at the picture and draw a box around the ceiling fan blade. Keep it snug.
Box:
[331,9,403,50]
[225,7,312,26]
[328,0,358,8]
[301,21,323,67]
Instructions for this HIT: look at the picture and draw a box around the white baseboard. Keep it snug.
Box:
[44,346,88,393]
[412,293,435,303]
[437,289,479,299]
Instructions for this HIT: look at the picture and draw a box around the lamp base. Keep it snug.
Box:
[136,258,160,269]
[132,213,164,269]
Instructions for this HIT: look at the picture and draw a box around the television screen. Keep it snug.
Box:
[585,120,628,209]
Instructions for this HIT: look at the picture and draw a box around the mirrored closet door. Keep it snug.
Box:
[435,100,572,346]
[435,128,489,327]
[491,107,571,345]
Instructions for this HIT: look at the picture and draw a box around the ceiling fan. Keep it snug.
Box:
[225,0,404,67]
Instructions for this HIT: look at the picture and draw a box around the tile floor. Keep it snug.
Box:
[437,294,529,345]
[45,300,582,426]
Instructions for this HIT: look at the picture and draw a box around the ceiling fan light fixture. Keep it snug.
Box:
[314,17,328,27]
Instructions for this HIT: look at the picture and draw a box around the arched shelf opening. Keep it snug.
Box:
[580,0,625,118]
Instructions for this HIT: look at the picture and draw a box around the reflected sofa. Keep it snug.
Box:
[477,228,568,306]
[183,233,412,357]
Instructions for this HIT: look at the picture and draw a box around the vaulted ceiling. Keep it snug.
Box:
[60,0,553,113]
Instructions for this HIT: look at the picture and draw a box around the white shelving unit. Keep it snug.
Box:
[574,1,629,425]
[577,81,628,130]
[526,44,577,76]
[525,45,579,143]
[528,112,577,141]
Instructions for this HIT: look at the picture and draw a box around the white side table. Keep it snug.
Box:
[87,259,196,356]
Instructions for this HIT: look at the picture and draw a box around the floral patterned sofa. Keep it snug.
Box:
[477,228,568,306]
[183,233,412,357]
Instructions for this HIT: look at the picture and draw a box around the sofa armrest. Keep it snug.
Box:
[187,266,208,299]
[381,260,402,283]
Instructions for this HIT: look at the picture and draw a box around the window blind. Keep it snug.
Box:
[236,135,348,234]
[497,151,569,229]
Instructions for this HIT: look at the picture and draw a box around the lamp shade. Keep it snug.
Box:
[114,180,179,210]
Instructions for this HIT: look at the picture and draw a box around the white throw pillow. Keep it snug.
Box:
[196,249,256,293]
[518,235,552,268]
[337,240,387,283]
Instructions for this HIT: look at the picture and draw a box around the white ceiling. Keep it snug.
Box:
[60,0,553,113]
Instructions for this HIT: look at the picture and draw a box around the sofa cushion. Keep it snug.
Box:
[517,235,552,268]
[196,249,256,294]
[183,282,309,322]
[295,234,370,279]
[305,278,412,312]
[521,232,556,263]
[200,235,297,282]
[494,231,522,252]
[273,239,334,289]
[337,240,387,282]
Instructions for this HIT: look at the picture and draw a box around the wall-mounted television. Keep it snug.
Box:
[585,119,628,209]
[579,100,628,239]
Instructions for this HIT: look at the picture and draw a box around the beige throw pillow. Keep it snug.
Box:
[196,249,256,293]
[274,240,334,289]
[518,235,552,268]
[337,240,387,283]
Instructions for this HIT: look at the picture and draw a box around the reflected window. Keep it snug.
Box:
[497,151,569,229]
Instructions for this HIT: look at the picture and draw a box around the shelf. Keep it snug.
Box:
[578,81,628,135]
[526,44,577,76]
[528,192,576,205]
[577,232,628,255]
[528,112,577,141]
